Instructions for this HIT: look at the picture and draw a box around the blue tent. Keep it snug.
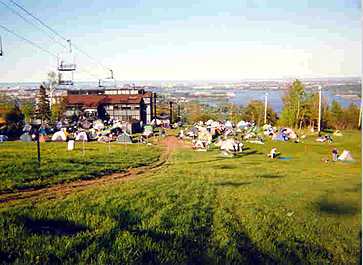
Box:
[273,132,288,141]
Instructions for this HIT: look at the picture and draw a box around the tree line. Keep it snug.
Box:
[180,79,361,130]
[0,79,361,138]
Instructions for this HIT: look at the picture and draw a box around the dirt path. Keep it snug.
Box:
[0,136,187,205]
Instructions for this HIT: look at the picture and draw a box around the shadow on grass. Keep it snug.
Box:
[274,239,333,264]
[214,164,237,169]
[257,174,283,179]
[215,181,252,187]
[19,216,88,236]
[317,198,359,215]
[344,183,362,193]
[187,157,230,165]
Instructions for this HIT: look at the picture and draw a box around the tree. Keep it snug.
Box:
[241,100,278,126]
[35,84,51,122]
[51,97,67,122]
[279,79,305,128]
[20,100,35,123]
[327,100,344,129]
[343,103,360,129]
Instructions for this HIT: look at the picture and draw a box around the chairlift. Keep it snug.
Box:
[58,80,74,86]
[57,39,76,86]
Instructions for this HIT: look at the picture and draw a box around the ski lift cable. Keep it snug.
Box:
[0,24,58,58]
[8,0,113,74]
[0,24,100,81]
[0,0,68,50]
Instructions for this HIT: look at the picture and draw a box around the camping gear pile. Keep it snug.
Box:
[316,135,333,143]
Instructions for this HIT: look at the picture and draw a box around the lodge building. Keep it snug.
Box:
[66,87,157,125]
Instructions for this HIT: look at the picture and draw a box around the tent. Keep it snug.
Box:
[23,124,32,132]
[192,140,208,151]
[98,135,111,143]
[272,132,288,141]
[93,120,105,130]
[80,120,92,129]
[237,120,249,130]
[117,133,132,144]
[225,120,233,129]
[338,150,354,161]
[0,135,8,142]
[143,125,153,137]
[20,133,32,142]
[75,131,88,142]
[284,128,297,139]
[51,130,67,142]
[220,139,243,154]
[39,135,49,142]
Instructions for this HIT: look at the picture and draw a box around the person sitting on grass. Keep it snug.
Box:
[267,147,280,159]
[332,148,338,161]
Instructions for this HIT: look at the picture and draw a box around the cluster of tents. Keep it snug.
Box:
[5,119,138,144]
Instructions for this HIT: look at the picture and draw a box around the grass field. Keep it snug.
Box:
[0,142,161,192]
[0,131,361,264]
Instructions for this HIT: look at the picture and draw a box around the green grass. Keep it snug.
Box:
[0,131,361,264]
[0,142,161,192]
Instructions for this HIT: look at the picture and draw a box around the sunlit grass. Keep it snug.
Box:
[0,131,361,264]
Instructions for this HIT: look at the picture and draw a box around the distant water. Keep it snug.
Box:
[0,82,360,113]
[229,89,361,113]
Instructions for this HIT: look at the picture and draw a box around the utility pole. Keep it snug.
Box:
[264,92,268,125]
[169,101,173,124]
[318,85,322,133]
[358,98,362,129]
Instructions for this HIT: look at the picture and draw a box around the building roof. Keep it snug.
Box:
[67,95,143,107]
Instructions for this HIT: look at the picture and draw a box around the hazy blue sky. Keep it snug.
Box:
[0,0,361,82]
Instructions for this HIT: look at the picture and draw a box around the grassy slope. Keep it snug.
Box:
[0,142,160,192]
[0,131,361,264]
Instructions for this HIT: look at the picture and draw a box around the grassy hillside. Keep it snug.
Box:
[0,142,161,192]
[0,131,361,264]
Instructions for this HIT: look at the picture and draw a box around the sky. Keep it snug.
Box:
[0,0,361,82]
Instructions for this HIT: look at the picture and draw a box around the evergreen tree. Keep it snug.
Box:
[35,84,51,122]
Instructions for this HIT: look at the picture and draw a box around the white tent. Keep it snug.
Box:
[93,120,105,130]
[75,131,88,141]
[338,150,354,161]
[225,120,233,129]
[220,139,242,153]
[51,130,67,142]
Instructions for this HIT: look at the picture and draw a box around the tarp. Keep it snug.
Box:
[338,150,354,161]
[51,131,67,142]
[20,133,32,142]
[117,133,132,144]
[75,131,88,141]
